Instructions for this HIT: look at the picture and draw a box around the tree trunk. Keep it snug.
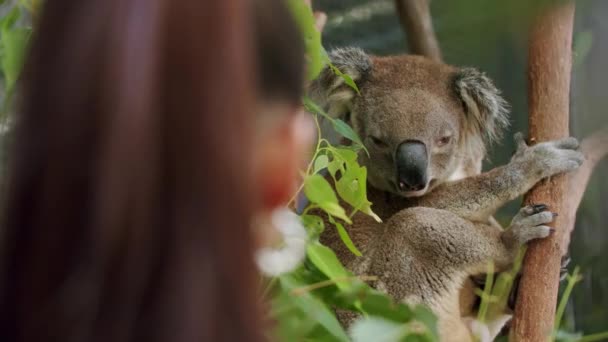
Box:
[394,0,442,62]
[510,3,575,341]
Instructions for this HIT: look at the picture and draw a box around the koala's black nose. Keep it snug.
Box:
[395,140,428,192]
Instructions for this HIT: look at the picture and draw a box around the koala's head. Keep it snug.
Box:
[310,48,509,197]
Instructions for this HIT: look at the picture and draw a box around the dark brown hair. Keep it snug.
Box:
[0,0,303,341]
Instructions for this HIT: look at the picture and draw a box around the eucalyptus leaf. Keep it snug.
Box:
[327,159,343,178]
[304,174,338,205]
[306,242,352,291]
[333,161,381,223]
[350,317,409,342]
[328,61,360,94]
[301,214,325,238]
[333,119,368,155]
[303,96,333,121]
[304,174,351,223]
[359,291,413,323]
[0,8,30,95]
[331,146,358,164]
[322,202,352,224]
[335,163,366,209]
[276,275,350,341]
[333,220,362,256]
[412,305,439,340]
[286,0,326,80]
[313,154,329,174]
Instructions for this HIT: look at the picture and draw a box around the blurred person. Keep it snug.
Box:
[0,0,310,341]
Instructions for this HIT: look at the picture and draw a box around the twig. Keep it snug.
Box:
[561,126,608,254]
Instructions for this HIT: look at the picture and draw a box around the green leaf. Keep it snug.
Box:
[327,159,343,178]
[359,291,413,323]
[304,174,351,223]
[0,6,20,29]
[350,317,409,342]
[274,274,350,342]
[323,202,351,224]
[328,61,360,94]
[331,146,359,164]
[333,162,381,223]
[335,164,366,208]
[412,305,439,340]
[332,119,368,155]
[333,220,362,256]
[306,242,352,291]
[0,8,31,94]
[303,173,338,204]
[303,96,333,121]
[313,154,329,174]
[301,214,325,237]
[286,0,326,80]
[303,98,368,156]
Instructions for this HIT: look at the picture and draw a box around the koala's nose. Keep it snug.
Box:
[395,140,428,192]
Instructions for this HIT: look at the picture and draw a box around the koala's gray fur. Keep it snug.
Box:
[309,48,584,341]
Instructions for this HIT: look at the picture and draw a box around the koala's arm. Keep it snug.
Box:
[412,134,584,222]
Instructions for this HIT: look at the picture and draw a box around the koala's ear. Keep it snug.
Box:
[453,68,509,147]
[309,47,372,120]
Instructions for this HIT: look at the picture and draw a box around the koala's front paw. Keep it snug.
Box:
[504,204,556,246]
[511,132,584,179]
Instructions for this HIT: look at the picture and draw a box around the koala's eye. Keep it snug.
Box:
[436,136,452,147]
[369,136,389,148]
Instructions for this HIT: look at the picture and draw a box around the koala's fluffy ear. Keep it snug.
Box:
[309,47,372,119]
[453,68,509,151]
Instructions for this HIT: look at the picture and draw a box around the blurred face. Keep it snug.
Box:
[252,101,314,245]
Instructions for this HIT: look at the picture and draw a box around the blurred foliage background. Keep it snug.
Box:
[315,0,608,334]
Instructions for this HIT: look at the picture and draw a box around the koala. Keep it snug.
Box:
[310,48,584,341]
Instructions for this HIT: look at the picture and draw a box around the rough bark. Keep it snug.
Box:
[510,3,575,341]
[394,0,442,62]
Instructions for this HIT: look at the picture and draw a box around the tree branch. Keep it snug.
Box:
[394,0,442,62]
[560,127,608,254]
[511,3,575,341]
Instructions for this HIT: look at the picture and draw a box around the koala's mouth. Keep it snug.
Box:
[390,180,430,198]
[400,186,429,198]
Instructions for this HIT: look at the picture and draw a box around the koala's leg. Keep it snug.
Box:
[414,134,583,222]
[367,205,555,341]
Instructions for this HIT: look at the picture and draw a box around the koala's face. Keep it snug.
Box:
[352,87,462,196]
[311,48,508,197]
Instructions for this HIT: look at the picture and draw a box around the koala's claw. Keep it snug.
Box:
[524,203,548,215]
[506,204,556,245]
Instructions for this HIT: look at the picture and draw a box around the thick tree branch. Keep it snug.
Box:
[511,3,575,341]
[394,0,442,62]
